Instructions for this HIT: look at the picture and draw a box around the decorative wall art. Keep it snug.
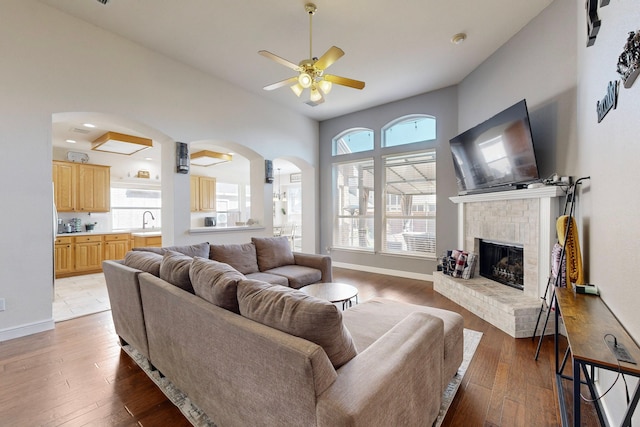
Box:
[617,30,640,88]
[585,0,610,47]
[596,80,619,123]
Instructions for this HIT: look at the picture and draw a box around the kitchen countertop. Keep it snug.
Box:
[190,225,264,233]
[56,230,162,237]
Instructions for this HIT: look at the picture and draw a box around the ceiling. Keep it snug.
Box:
[38,0,554,122]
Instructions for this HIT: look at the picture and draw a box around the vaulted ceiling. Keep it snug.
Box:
[39,0,554,121]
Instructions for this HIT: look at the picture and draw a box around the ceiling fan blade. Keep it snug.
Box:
[314,46,345,70]
[263,76,299,91]
[258,50,301,71]
[324,74,366,90]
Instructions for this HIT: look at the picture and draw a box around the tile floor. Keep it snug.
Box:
[53,273,111,322]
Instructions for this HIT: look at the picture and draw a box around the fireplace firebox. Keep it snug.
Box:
[479,239,524,290]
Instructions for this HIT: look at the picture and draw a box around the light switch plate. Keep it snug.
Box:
[0,298,5,311]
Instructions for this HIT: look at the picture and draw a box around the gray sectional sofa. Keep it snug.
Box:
[103,237,464,426]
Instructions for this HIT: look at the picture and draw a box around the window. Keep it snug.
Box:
[111,186,161,230]
[383,152,436,256]
[332,128,374,155]
[383,115,436,148]
[333,159,375,250]
[383,150,436,256]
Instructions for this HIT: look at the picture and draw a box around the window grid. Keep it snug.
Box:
[333,159,375,251]
[383,151,437,257]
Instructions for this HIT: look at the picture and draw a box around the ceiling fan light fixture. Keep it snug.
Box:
[318,79,332,94]
[290,83,304,97]
[309,85,323,103]
[298,72,312,88]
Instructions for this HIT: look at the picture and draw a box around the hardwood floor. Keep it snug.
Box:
[0,268,598,426]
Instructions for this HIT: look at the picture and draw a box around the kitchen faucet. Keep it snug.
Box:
[142,210,155,229]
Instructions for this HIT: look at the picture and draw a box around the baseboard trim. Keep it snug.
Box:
[0,318,54,342]
[333,262,433,282]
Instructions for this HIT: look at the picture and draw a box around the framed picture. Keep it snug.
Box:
[290,173,301,183]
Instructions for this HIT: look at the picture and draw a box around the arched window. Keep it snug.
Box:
[332,128,374,155]
[382,115,436,148]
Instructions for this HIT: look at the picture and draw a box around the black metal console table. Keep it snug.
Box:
[555,287,640,426]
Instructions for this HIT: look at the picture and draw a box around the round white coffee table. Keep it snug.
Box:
[300,282,359,310]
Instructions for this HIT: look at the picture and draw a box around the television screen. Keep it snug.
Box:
[449,99,539,195]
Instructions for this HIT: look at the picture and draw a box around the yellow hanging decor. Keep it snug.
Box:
[556,215,585,285]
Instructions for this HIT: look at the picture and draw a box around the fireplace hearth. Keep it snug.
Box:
[479,239,524,290]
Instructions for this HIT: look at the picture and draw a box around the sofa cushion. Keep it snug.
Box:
[123,251,163,276]
[245,271,289,286]
[251,236,295,271]
[237,279,358,368]
[133,242,210,258]
[190,257,246,313]
[159,250,194,294]
[209,243,259,274]
[264,265,322,289]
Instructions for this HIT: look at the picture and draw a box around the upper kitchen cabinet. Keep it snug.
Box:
[52,161,76,212]
[53,161,111,212]
[190,175,216,212]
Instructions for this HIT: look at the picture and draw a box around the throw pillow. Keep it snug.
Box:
[159,250,194,293]
[209,243,259,274]
[237,279,358,368]
[132,242,210,258]
[190,257,246,313]
[251,236,295,272]
[123,251,163,276]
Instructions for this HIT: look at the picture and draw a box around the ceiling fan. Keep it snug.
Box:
[259,3,365,106]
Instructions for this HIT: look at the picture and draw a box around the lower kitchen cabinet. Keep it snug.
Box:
[132,235,162,248]
[55,233,133,278]
[104,233,130,261]
[74,235,103,273]
[54,237,74,276]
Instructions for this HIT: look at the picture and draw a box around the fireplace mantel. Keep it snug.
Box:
[450,186,565,204]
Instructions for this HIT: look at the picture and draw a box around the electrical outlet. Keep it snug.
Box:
[0,298,5,311]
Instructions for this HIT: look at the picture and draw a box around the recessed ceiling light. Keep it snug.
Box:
[144,157,153,161]
[66,139,76,144]
[83,123,96,128]
[451,33,467,45]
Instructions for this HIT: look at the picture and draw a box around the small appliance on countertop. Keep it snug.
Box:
[204,216,217,227]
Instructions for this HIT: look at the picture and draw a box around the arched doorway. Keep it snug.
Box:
[51,112,172,322]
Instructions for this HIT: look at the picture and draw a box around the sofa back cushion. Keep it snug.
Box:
[209,243,259,274]
[251,236,295,271]
[190,257,245,313]
[237,279,358,368]
[123,251,163,276]
[159,250,194,293]
[133,242,210,258]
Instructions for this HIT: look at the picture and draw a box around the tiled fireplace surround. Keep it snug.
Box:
[434,186,564,338]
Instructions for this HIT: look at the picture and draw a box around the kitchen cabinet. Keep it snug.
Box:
[74,235,103,273]
[54,236,74,276]
[103,233,130,260]
[190,175,216,212]
[52,161,111,212]
[55,232,135,278]
[133,235,162,248]
[52,161,76,212]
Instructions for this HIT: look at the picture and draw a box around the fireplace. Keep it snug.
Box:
[433,186,563,337]
[479,239,524,290]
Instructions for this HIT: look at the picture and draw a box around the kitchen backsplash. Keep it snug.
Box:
[57,211,111,233]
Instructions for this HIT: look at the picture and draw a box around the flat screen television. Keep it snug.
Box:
[449,99,540,195]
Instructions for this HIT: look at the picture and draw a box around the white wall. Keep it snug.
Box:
[460,0,639,423]
[0,0,318,340]
[575,0,640,423]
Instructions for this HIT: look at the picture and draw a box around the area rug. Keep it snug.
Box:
[122,328,482,426]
